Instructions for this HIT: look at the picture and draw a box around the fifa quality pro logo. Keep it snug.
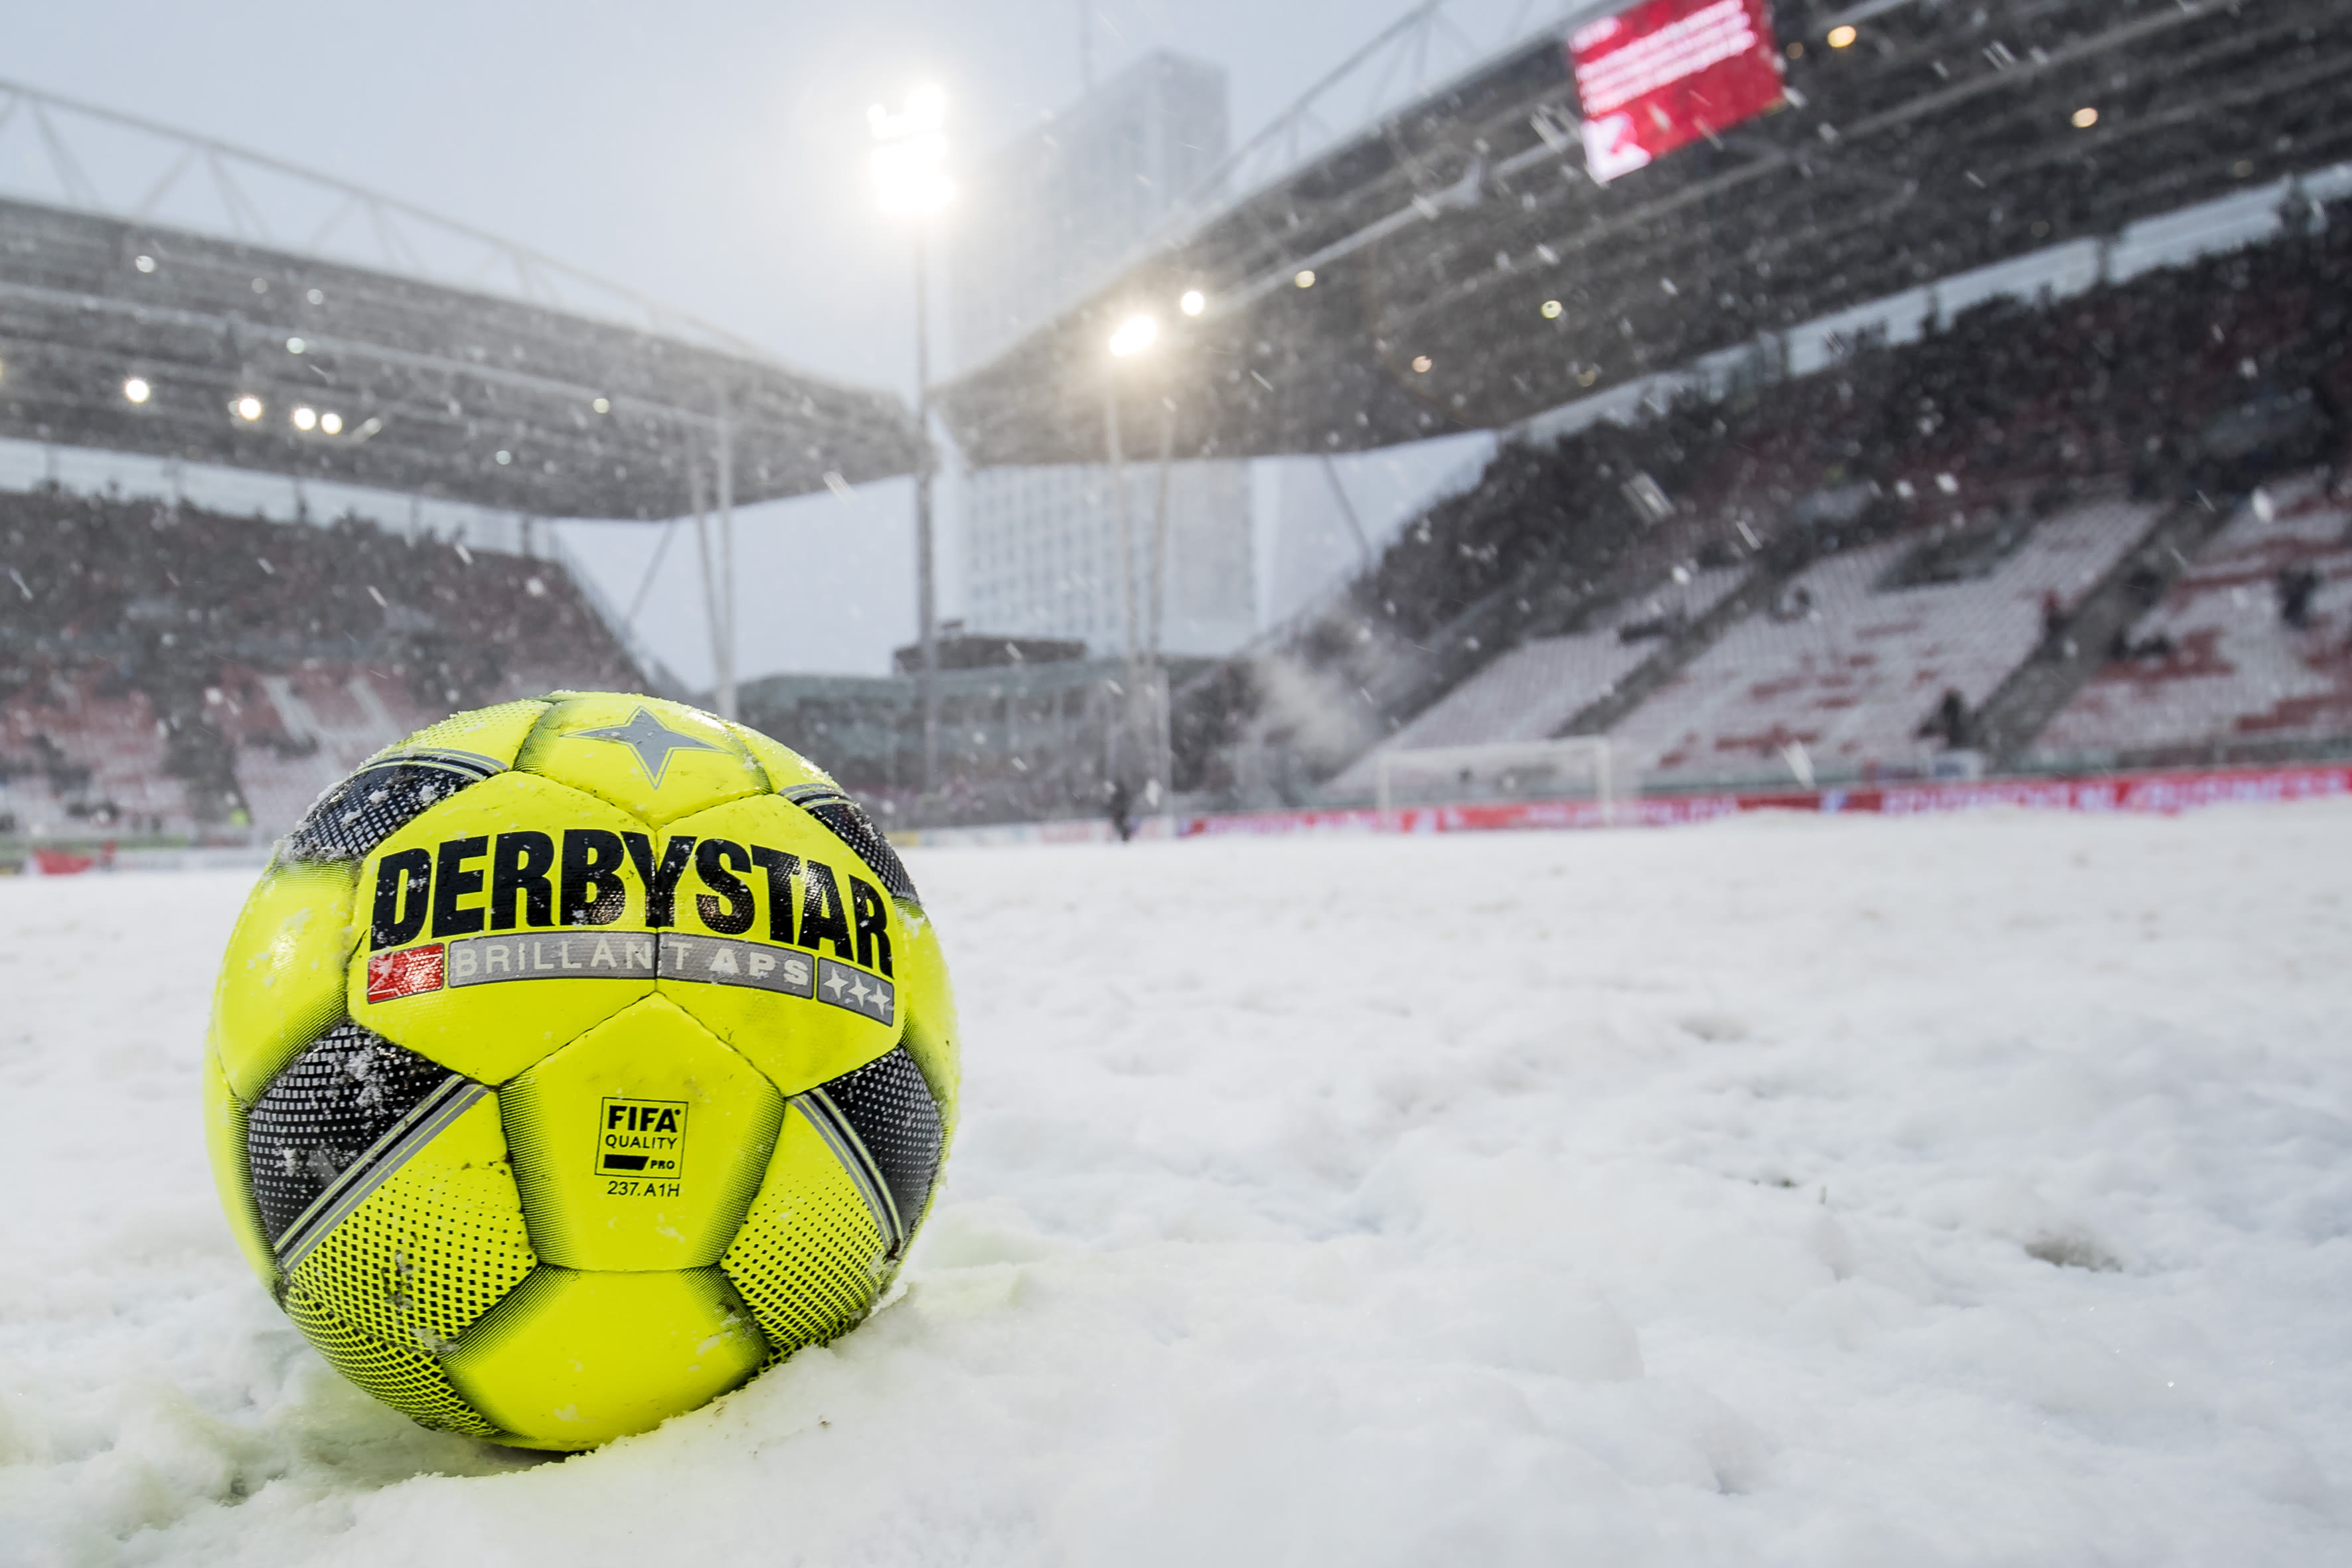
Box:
[599,1096,686,1197]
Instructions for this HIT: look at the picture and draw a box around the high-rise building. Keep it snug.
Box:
[951,52,1254,657]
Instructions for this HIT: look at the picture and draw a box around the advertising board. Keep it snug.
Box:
[1569,0,1785,181]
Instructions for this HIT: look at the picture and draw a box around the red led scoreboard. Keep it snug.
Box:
[1570,0,1785,182]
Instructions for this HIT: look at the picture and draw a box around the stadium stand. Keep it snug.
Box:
[0,83,917,850]
[1325,564,1742,789]
[0,193,915,522]
[944,0,2352,468]
[2035,472,2352,765]
[0,487,641,838]
[200,665,449,835]
[1610,493,2153,787]
[0,669,181,834]
[1191,213,2352,800]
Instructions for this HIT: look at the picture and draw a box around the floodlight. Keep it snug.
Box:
[1541,299,1564,319]
[1109,314,1159,358]
[2072,106,2099,128]
[868,84,945,141]
[133,254,155,274]
[286,337,306,354]
[1827,25,1857,47]
[872,139,953,214]
[592,396,611,414]
[1294,270,1316,289]
[234,395,264,422]
[123,377,151,404]
[1180,289,1206,317]
[1411,355,1433,374]
[321,412,344,435]
[306,288,324,305]
[495,449,513,465]
[870,86,953,216]
[292,406,317,431]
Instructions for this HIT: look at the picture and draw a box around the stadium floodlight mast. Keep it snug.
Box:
[1105,312,1156,680]
[1105,309,1177,810]
[869,84,953,797]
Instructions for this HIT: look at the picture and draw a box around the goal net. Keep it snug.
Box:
[1372,737,1634,819]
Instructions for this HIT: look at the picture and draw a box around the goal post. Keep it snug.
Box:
[1372,736,1634,821]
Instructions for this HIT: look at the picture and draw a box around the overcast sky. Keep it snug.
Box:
[9,0,1555,680]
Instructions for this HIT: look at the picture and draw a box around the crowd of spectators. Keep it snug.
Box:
[1183,214,2352,791]
[0,490,640,830]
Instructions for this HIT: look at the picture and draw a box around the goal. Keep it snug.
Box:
[1372,737,1634,820]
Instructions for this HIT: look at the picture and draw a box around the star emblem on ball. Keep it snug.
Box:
[574,706,724,786]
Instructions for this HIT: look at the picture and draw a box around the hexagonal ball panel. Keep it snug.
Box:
[656,793,905,1095]
[347,771,657,1083]
[514,694,767,827]
[441,1265,767,1449]
[499,996,782,1271]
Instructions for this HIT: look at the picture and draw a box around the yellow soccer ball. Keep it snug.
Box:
[202,693,957,1449]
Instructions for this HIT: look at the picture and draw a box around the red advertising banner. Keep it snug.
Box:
[1172,763,2352,841]
[1569,0,1784,182]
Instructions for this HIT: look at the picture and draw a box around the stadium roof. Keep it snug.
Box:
[939,0,2352,468]
[0,82,919,520]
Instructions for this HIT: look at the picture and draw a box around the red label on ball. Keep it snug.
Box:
[366,943,447,1002]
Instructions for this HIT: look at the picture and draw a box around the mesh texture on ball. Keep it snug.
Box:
[281,751,505,862]
[246,1023,461,1245]
[721,1105,892,1357]
[287,1094,536,1356]
[822,1045,943,1239]
[783,785,921,907]
[281,1285,504,1437]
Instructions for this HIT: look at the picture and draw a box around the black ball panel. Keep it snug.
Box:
[822,1045,943,1239]
[245,1022,459,1245]
[283,751,504,862]
[783,785,920,907]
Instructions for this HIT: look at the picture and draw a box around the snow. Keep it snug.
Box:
[5,803,2352,1565]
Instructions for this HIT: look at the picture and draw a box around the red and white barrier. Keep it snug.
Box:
[1172,762,2352,840]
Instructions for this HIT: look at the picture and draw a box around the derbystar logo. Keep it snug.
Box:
[364,830,897,1007]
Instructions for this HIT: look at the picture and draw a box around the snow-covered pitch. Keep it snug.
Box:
[4,803,2350,1565]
